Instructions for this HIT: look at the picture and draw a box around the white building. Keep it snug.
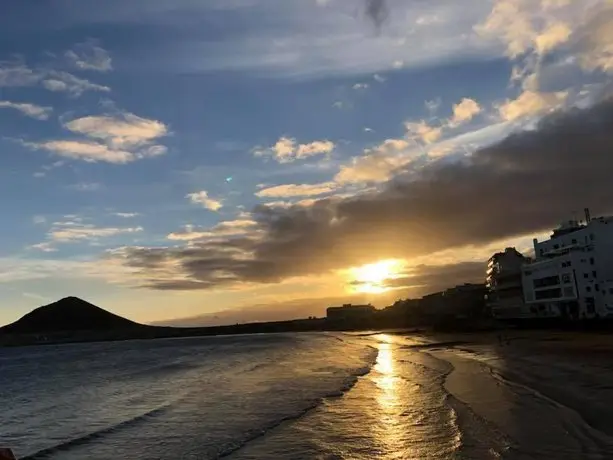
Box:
[522,211,613,320]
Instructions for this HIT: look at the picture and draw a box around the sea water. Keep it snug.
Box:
[2,332,613,459]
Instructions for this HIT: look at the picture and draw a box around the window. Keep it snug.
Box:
[564,287,574,297]
[610,288,613,295]
[562,273,571,283]
[586,286,592,293]
[535,288,562,300]
[584,273,589,279]
[533,275,560,288]
[554,244,559,249]
[590,257,595,265]
[593,270,597,278]
[572,238,577,244]
[595,284,600,292]
[590,233,595,241]
[586,297,595,314]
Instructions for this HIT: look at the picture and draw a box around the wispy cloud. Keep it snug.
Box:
[168,219,258,241]
[28,242,57,253]
[186,191,223,211]
[67,182,102,192]
[0,62,41,86]
[65,39,112,72]
[256,182,338,198]
[42,71,110,97]
[24,111,169,163]
[0,100,52,120]
[113,212,140,218]
[48,222,143,243]
[26,140,134,164]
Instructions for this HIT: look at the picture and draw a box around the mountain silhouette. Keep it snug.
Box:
[0,296,143,335]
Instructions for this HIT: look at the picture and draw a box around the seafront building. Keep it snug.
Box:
[486,248,531,320]
[488,209,613,321]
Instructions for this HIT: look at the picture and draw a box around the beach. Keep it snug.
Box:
[2,331,613,459]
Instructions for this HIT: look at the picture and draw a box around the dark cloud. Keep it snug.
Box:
[153,261,485,326]
[382,262,485,293]
[115,96,613,291]
[364,0,388,33]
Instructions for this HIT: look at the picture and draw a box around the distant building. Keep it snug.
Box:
[419,283,486,319]
[326,304,376,320]
[522,211,613,320]
[486,247,531,320]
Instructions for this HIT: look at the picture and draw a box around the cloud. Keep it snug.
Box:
[574,6,613,73]
[535,21,572,55]
[24,111,168,163]
[476,0,571,58]
[42,71,110,97]
[114,212,140,218]
[49,222,143,243]
[186,191,223,211]
[364,0,389,33]
[64,113,168,148]
[0,62,41,86]
[353,83,369,90]
[28,242,57,253]
[449,98,482,126]
[109,95,613,290]
[68,182,102,192]
[405,121,443,144]
[254,137,335,163]
[26,140,135,163]
[65,40,112,72]
[498,89,568,121]
[168,219,258,241]
[256,182,337,198]
[335,138,414,184]
[0,100,52,120]
[381,261,485,293]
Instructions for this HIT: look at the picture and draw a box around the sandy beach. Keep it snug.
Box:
[424,330,613,458]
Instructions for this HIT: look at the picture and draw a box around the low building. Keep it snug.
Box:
[419,283,486,320]
[326,304,376,320]
[486,247,531,320]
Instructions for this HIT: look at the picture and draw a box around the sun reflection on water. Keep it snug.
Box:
[372,334,407,457]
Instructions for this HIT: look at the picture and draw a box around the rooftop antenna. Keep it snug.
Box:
[584,207,591,224]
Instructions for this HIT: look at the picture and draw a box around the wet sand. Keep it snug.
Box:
[428,331,613,458]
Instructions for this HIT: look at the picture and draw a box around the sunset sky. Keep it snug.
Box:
[1,0,612,326]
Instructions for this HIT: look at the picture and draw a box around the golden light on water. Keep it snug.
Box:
[348,259,404,294]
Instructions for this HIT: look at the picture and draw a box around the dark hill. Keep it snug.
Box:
[0,297,144,335]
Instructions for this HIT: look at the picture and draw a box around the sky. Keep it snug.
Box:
[1,0,612,326]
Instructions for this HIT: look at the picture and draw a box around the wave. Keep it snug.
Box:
[20,404,171,459]
[217,349,378,458]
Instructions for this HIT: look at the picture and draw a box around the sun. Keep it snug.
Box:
[348,259,403,294]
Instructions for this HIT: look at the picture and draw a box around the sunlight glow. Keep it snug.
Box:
[348,259,404,294]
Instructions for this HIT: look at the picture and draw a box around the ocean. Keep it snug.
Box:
[2,332,613,459]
